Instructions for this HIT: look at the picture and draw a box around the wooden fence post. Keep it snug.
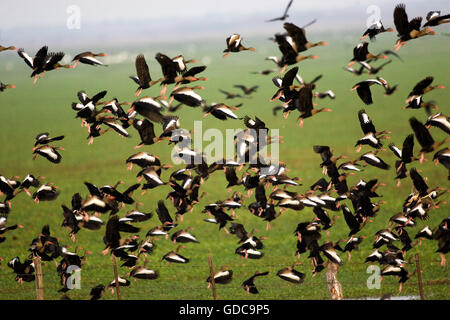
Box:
[326,262,343,300]
[111,253,121,300]
[208,256,217,300]
[33,254,44,300]
[415,253,424,300]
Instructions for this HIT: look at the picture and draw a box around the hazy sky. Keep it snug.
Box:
[1,0,448,48]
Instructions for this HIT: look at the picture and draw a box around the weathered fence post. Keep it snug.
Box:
[326,262,343,300]
[111,253,121,300]
[33,254,44,300]
[208,256,217,300]
[415,253,424,300]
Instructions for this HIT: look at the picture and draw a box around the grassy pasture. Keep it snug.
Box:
[0,34,449,300]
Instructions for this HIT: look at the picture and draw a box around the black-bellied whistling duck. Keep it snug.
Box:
[171,54,198,74]
[0,216,23,242]
[404,95,438,114]
[33,145,64,163]
[72,51,107,68]
[171,228,199,244]
[130,118,157,149]
[313,145,345,174]
[242,271,269,294]
[283,22,328,52]
[266,0,293,22]
[409,116,450,163]
[415,226,433,244]
[155,52,199,96]
[320,241,343,265]
[406,76,444,103]
[393,3,436,51]
[360,151,390,170]
[433,148,450,180]
[0,45,17,52]
[206,267,233,288]
[32,184,59,203]
[0,82,15,92]
[296,84,332,128]
[223,34,256,58]
[102,214,121,255]
[203,103,240,120]
[276,263,305,284]
[423,11,450,27]
[433,217,450,266]
[131,54,162,96]
[270,65,300,105]
[375,76,398,95]
[169,86,206,108]
[162,245,189,264]
[129,265,159,280]
[218,89,242,99]
[18,174,41,197]
[381,265,413,292]
[17,46,48,83]
[126,152,160,171]
[178,65,208,84]
[251,68,278,76]
[348,42,388,67]
[315,90,335,99]
[425,113,450,134]
[343,236,365,261]
[361,20,395,40]
[43,52,72,75]
[7,257,35,283]
[34,132,65,148]
[355,109,390,152]
[236,244,264,259]
[89,284,105,300]
[357,60,392,76]
[234,85,258,95]
[230,223,265,249]
[128,96,166,125]
[351,78,384,105]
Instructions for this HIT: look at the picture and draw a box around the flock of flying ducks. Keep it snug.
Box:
[1,1,450,299]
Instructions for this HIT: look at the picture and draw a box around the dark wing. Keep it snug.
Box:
[358,109,376,134]
[17,48,34,69]
[84,182,102,197]
[182,66,207,77]
[409,117,434,149]
[342,205,360,235]
[45,52,64,69]
[33,46,49,70]
[410,168,429,196]
[229,223,247,240]
[255,184,267,205]
[156,200,173,224]
[283,22,308,50]
[393,4,411,37]
[283,0,294,16]
[409,17,423,31]
[281,66,299,88]
[155,53,178,80]
[135,54,151,87]
[309,74,323,84]
[410,77,433,96]
[91,90,107,104]
[104,215,120,250]
[401,134,414,162]
[356,83,373,105]
[225,167,239,187]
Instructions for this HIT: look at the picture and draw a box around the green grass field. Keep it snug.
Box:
[0,33,449,300]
